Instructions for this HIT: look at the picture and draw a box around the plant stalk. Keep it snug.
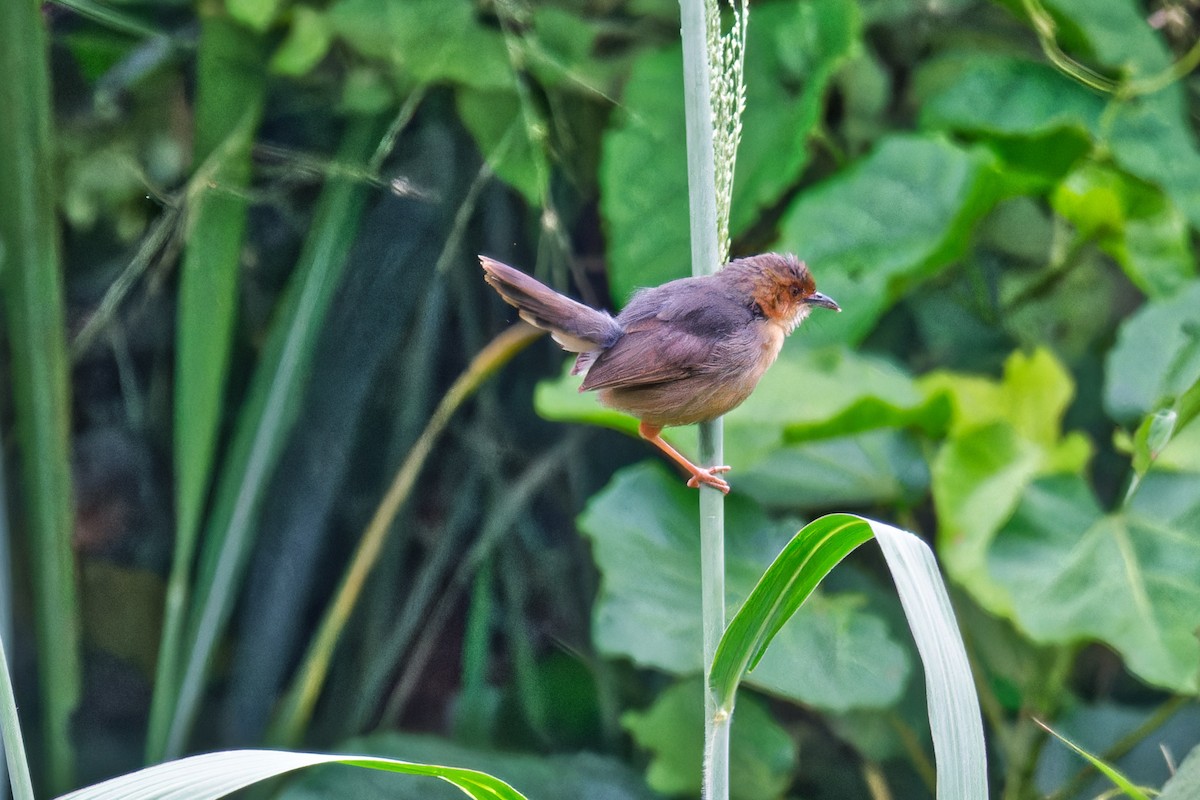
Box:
[0,0,82,789]
[678,1,728,798]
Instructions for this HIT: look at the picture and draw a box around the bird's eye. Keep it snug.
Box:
[789,285,802,297]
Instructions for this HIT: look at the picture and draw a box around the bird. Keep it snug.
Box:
[480,253,839,494]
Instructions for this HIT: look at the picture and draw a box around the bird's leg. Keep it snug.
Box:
[637,421,731,494]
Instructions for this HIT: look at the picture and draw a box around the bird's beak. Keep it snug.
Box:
[806,292,840,312]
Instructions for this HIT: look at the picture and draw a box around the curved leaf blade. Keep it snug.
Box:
[712,514,987,800]
[53,749,527,800]
[1034,719,1150,800]
[578,465,908,710]
[0,633,34,800]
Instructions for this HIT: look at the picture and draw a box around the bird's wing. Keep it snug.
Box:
[579,297,749,391]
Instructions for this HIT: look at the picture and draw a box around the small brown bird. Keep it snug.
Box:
[481,253,839,493]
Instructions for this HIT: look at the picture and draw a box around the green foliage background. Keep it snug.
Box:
[1,0,1199,797]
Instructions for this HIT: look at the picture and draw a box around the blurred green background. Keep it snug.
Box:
[1,0,1199,797]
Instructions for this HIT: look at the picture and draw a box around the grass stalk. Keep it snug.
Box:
[677,1,729,797]
[267,323,541,747]
[158,113,384,759]
[146,11,266,762]
[0,0,82,790]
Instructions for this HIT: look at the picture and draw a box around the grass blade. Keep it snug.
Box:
[711,513,988,800]
[0,405,12,797]
[0,0,82,789]
[163,114,385,757]
[0,634,35,800]
[268,323,541,746]
[1035,719,1151,800]
[52,749,527,800]
[872,518,987,800]
[148,13,266,762]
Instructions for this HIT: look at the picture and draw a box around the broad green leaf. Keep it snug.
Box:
[916,52,1100,191]
[599,0,859,305]
[327,0,510,90]
[1037,0,1200,228]
[754,347,950,443]
[1052,164,1195,299]
[918,52,1103,138]
[54,749,526,800]
[728,0,860,234]
[598,46,687,304]
[989,473,1200,692]
[960,128,1090,197]
[775,134,999,346]
[578,464,909,710]
[277,732,655,800]
[925,349,1092,612]
[836,50,890,151]
[727,344,948,465]
[1036,720,1151,800]
[270,6,333,76]
[622,679,795,800]
[1103,280,1200,424]
[1159,743,1200,800]
[227,0,281,32]
[711,514,987,800]
[921,347,1087,449]
[1108,90,1200,231]
[1038,0,1170,77]
[931,422,1043,614]
[738,431,929,511]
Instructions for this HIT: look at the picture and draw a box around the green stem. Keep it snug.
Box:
[0,0,82,790]
[678,1,728,798]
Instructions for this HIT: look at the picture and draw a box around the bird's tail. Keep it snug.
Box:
[480,256,622,354]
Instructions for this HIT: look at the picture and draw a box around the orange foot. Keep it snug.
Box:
[686,465,731,494]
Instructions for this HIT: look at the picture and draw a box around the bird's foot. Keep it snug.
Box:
[686,466,732,494]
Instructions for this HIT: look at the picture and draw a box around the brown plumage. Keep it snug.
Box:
[481,253,839,493]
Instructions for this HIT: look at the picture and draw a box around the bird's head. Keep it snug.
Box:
[722,253,840,334]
